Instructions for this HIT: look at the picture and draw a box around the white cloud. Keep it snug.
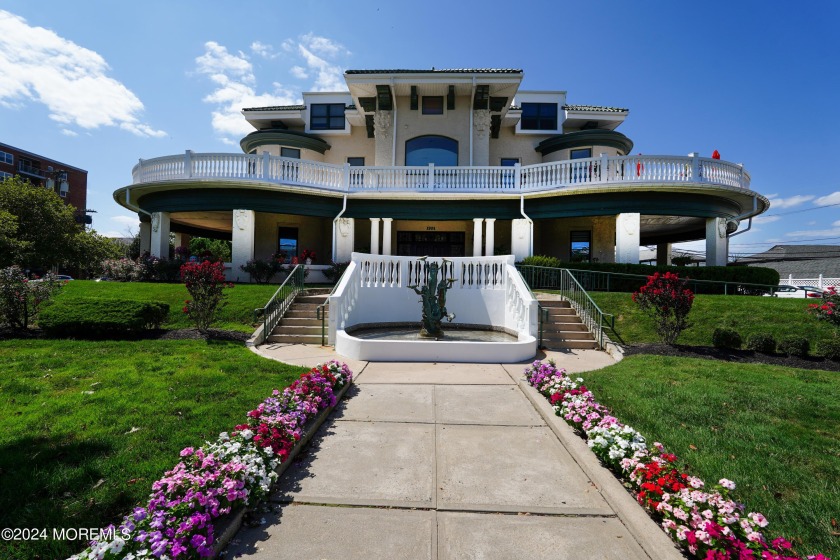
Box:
[195,41,298,138]
[290,65,309,79]
[814,191,840,206]
[196,34,350,141]
[0,10,165,137]
[60,128,77,137]
[767,194,815,209]
[101,230,127,238]
[753,215,780,225]
[250,41,277,59]
[785,226,840,238]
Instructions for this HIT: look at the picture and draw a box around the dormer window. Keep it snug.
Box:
[310,103,345,130]
[521,102,557,130]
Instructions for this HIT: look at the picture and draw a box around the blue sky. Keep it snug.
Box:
[1,0,838,257]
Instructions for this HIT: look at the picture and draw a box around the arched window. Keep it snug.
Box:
[405,136,458,166]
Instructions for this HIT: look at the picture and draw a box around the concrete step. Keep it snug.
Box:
[296,295,329,304]
[543,339,600,350]
[272,325,322,336]
[289,302,322,311]
[266,333,324,344]
[545,308,578,317]
[538,300,572,309]
[285,309,320,319]
[542,331,595,341]
[279,318,323,327]
[543,322,588,332]
[303,288,331,295]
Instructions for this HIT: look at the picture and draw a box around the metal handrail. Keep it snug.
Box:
[253,265,305,343]
[517,266,615,349]
[517,265,781,296]
[315,281,342,346]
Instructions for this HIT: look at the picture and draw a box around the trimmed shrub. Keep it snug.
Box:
[777,336,810,357]
[712,328,742,349]
[323,261,350,284]
[745,332,777,354]
[816,338,840,361]
[240,258,282,284]
[39,298,169,336]
[519,255,563,269]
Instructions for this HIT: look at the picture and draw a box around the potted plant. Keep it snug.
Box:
[300,248,316,265]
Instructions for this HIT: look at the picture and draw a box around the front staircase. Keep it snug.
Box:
[537,296,599,350]
[266,289,330,345]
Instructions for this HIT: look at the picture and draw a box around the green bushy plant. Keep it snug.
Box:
[777,336,810,358]
[712,327,742,349]
[632,272,694,345]
[745,332,777,354]
[519,255,563,268]
[181,260,232,333]
[816,337,840,361]
[39,298,169,336]
[323,261,350,284]
[240,258,282,284]
[0,266,65,329]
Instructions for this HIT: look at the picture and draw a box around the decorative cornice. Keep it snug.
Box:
[535,130,634,156]
[239,129,330,155]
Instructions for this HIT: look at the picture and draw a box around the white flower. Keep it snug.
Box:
[719,478,736,490]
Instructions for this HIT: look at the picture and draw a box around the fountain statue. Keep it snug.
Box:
[408,257,457,338]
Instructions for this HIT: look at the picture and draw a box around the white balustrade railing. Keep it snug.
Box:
[132,152,752,194]
[328,253,537,345]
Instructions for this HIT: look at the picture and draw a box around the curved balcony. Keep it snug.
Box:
[131,151,752,195]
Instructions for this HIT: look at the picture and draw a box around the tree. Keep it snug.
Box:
[632,272,695,345]
[189,237,232,262]
[0,209,25,267]
[67,230,125,278]
[0,176,79,270]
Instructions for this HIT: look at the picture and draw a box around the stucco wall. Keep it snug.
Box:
[542,145,625,163]
[322,125,375,166]
[489,125,546,166]
[252,144,325,162]
[394,95,472,165]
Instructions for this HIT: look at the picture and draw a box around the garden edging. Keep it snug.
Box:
[516,376,683,560]
[212,378,352,557]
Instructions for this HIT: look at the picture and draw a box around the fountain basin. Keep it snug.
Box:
[336,323,537,363]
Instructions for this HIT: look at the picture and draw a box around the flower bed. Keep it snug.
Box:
[69,360,353,560]
[524,360,831,560]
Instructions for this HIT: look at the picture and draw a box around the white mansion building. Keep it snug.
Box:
[117,68,768,280]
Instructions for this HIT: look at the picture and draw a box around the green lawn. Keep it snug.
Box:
[581,355,840,557]
[55,280,281,332]
[0,338,309,560]
[586,292,838,348]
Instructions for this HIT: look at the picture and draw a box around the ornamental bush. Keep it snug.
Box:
[632,272,694,345]
[712,327,742,349]
[777,336,810,358]
[0,266,65,329]
[815,337,840,361]
[745,332,777,354]
[180,260,232,333]
[807,286,840,327]
[101,257,145,282]
[240,258,282,284]
[323,260,350,284]
[39,298,169,337]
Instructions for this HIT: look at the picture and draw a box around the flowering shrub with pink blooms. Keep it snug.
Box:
[69,360,352,560]
[632,271,695,344]
[808,286,839,327]
[524,360,831,560]
[180,260,233,333]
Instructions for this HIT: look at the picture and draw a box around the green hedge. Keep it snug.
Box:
[517,256,780,294]
[39,298,170,337]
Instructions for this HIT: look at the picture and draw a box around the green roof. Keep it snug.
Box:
[563,104,628,113]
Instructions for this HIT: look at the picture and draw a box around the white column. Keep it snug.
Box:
[705,217,729,266]
[139,221,152,255]
[473,218,484,256]
[615,213,640,264]
[511,219,532,261]
[333,218,355,262]
[381,218,393,256]
[370,218,381,255]
[150,211,170,258]
[657,243,672,266]
[484,218,496,257]
[231,209,255,282]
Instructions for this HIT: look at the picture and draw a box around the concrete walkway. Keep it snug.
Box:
[226,345,682,560]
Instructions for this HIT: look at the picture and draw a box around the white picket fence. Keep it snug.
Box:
[781,275,840,288]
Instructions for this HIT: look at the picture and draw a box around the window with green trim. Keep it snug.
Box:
[280,147,300,159]
[521,103,557,130]
[310,103,345,130]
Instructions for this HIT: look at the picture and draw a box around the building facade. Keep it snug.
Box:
[115,69,768,280]
[0,141,91,225]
